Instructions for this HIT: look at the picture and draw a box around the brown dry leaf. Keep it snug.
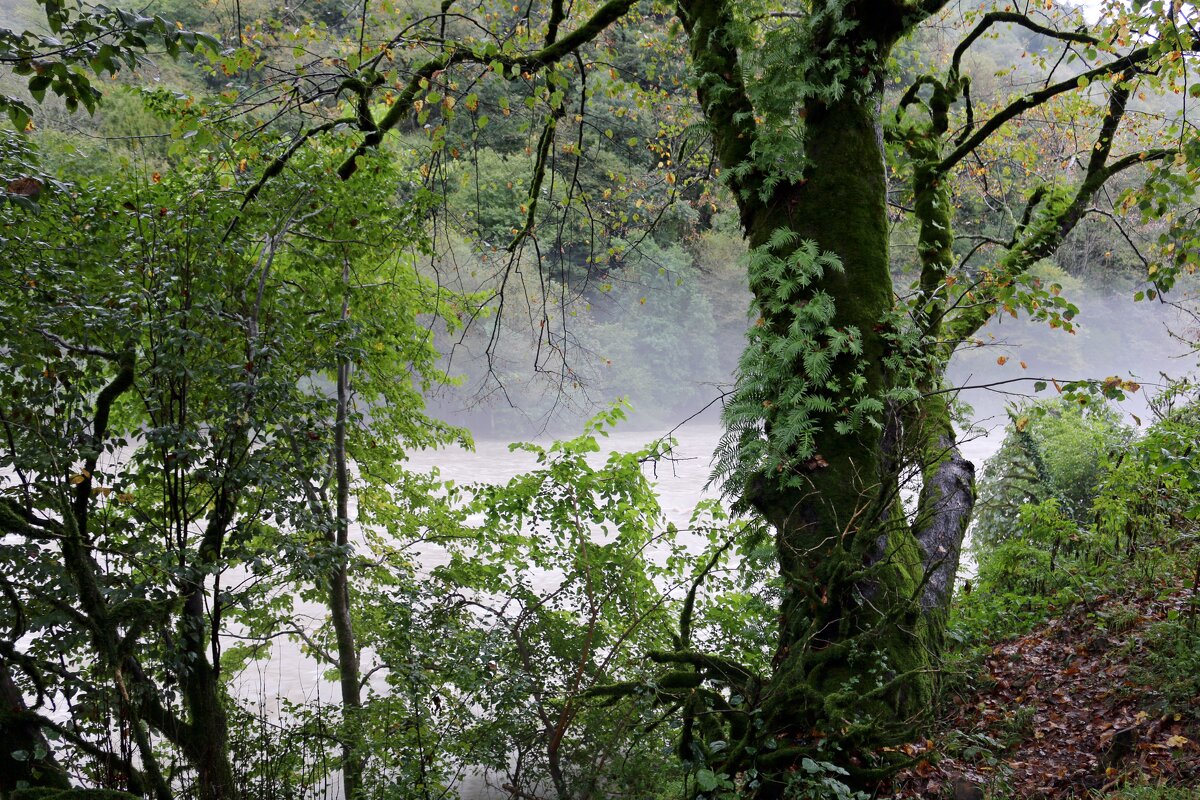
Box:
[7,176,43,197]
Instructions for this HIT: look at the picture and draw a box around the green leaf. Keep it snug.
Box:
[28,74,51,103]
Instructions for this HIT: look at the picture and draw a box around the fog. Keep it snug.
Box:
[949,289,1198,434]
[427,285,1198,453]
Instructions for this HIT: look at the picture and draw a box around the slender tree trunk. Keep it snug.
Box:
[911,399,976,626]
[179,589,239,800]
[179,501,241,800]
[332,257,363,800]
[901,82,978,638]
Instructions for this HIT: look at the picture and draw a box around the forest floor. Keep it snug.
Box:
[889,582,1200,799]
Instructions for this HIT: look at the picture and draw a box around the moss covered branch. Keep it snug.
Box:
[674,0,762,225]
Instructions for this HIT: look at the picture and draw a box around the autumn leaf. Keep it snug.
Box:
[6,177,43,198]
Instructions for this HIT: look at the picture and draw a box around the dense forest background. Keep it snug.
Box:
[2,0,1193,436]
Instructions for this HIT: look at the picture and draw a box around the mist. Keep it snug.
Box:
[423,277,1198,456]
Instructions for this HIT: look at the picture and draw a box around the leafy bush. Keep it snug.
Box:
[972,398,1132,557]
[955,382,1199,645]
[1127,618,1200,713]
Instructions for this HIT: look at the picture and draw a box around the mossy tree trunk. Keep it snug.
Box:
[676,0,951,791]
[745,96,935,726]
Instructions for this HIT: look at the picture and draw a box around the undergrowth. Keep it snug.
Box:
[914,381,1200,798]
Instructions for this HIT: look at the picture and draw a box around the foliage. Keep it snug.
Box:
[972,399,1133,555]
[441,407,688,797]
[0,0,216,129]
[714,232,876,502]
[781,758,870,800]
[956,379,1200,646]
[1128,616,1200,711]
[0,127,464,795]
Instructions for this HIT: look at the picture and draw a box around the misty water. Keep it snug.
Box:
[231,289,1196,798]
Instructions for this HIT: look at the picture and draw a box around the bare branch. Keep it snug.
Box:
[938,48,1151,176]
[951,11,1099,83]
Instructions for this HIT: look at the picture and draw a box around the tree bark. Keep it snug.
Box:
[747,93,936,761]
[178,503,240,800]
[0,659,70,794]
[910,401,976,618]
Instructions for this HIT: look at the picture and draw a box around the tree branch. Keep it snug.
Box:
[951,11,1099,83]
[336,0,636,180]
[942,73,1173,347]
[937,48,1150,176]
[674,0,762,226]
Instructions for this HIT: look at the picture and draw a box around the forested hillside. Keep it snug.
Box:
[3,0,1190,434]
[1,1,1198,799]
